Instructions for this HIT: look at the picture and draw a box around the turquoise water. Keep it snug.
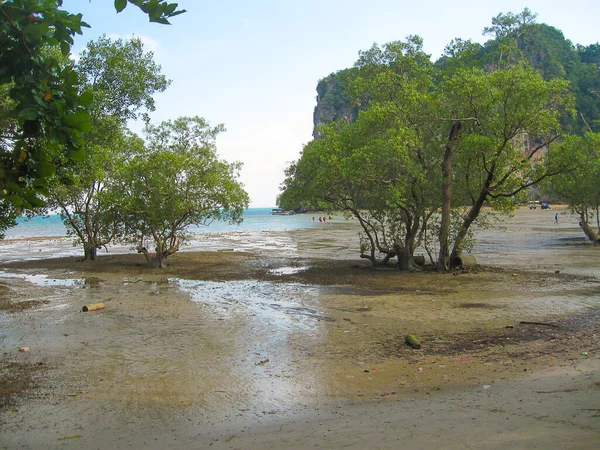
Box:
[5,208,324,239]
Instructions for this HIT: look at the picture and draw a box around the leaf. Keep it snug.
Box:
[79,90,94,107]
[63,111,92,133]
[19,107,39,121]
[6,196,24,207]
[70,148,86,162]
[60,41,70,56]
[114,0,127,13]
[38,162,56,178]
[151,17,171,25]
[25,196,46,208]
[17,149,28,164]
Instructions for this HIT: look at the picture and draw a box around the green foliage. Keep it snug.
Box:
[48,121,138,259]
[0,0,91,210]
[116,116,249,268]
[117,0,186,25]
[46,35,171,260]
[282,12,577,269]
[283,38,447,268]
[78,35,170,123]
[0,0,184,234]
[545,133,600,224]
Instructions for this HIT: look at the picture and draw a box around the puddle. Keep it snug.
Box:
[173,279,330,329]
[268,266,310,276]
[0,271,82,287]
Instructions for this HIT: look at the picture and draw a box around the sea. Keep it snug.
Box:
[5,208,326,239]
[0,207,352,265]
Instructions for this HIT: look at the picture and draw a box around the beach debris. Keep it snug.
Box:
[405,334,421,349]
[380,391,396,397]
[580,351,588,356]
[451,253,477,268]
[483,385,492,390]
[82,302,104,312]
[519,321,560,328]
[58,435,82,441]
[256,358,269,366]
[18,346,30,352]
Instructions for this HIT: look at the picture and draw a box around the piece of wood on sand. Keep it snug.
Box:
[82,302,104,312]
[519,321,560,328]
[405,334,422,349]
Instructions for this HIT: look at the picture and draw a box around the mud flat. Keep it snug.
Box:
[1,206,599,449]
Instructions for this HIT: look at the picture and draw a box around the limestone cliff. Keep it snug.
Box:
[312,69,358,137]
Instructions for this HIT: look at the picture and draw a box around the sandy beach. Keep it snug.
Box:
[1,206,599,449]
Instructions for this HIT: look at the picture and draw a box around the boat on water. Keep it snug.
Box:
[271,208,291,215]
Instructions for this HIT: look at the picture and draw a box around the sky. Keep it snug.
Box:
[61,0,600,207]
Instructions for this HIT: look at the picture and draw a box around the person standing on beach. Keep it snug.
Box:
[554,213,559,225]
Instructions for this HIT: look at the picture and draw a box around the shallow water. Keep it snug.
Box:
[0,270,81,287]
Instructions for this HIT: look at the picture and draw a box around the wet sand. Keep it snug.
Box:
[1,206,599,449]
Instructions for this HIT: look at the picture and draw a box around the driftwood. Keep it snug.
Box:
[82,302,104,312]
[451,253,477,268]
[405,334,422,349]
[519,321,560,328]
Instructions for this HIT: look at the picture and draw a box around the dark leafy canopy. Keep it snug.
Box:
[0,0,184,215]
[0,0,92,210]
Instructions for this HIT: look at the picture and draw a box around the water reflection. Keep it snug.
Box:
[0,270,81,287]
[174,279,331,414]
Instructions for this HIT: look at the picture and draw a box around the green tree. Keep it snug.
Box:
[46,35,170,260]
[545,133,600,242]
[49,120,136,259]
[282,36,572,271]
[282,38,447,270]
[78,35,170,123]
[441,66,572,263]
[116,116,249,268]
[0,0,184,215]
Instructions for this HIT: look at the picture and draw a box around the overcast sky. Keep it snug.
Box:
[61,0,600,207]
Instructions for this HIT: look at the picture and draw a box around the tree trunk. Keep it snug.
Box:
[450,196,486,262]
[438,120,461,271]
[450,166,495,262]
[83,243,98,261]
[137,246,168,268]
[393,240,420,271]
[579,218,600,243]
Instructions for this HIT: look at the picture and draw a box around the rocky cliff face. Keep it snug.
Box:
[312,69,358,137]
